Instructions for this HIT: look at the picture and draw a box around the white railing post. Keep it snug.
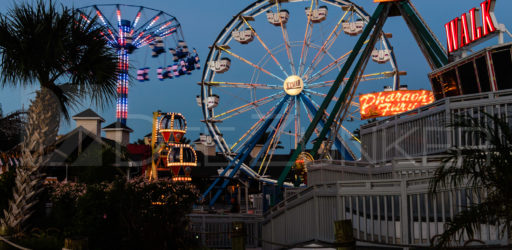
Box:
[400,179,410,244]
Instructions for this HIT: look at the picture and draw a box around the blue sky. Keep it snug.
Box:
[1,0,511,146]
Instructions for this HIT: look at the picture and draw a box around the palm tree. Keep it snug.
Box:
[429,113,512,247]
[0,0,118,233]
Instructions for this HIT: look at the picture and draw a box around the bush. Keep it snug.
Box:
[47,177,200,249]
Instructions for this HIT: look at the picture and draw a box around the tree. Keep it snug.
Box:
[47,178,200,249]
[429,113,512,247]
[0,0,118,233]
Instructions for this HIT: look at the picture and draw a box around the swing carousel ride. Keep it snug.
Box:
[77,4,200,125]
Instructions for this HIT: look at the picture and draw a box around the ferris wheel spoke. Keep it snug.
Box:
[306,39,369,84]
[302,10,349,79]
[304,89,359,108]
[300,97,321,137]
[232,95,288,153]
[203,81,283,90]
[275,2,296,75]
[258,98,294,175]
[304,89,337,102]
[298,0,316,76]
[231,113,268,153]
[305,80,335,89]
[306,70,397,89]
[305,49,352,83]
[217,46,285,82]
[219,97,281,121]
[241,17,289,78]
[212,92,286,120]
[294,96,301,148]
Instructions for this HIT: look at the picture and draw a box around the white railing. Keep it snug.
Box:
[263,166,508,249]
[360,89,512,163]
[307,156,442,186]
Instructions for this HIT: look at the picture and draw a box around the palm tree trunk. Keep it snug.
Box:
[0,88,60,233]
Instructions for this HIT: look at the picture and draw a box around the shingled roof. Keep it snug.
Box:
[102,121,134,132]
[72,108,105,122]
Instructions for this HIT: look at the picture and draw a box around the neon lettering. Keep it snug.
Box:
[469,8,482,41]
[480,0,496,36]
[445,0,498,53]
[460,13,471,47]
[359,90,435,119]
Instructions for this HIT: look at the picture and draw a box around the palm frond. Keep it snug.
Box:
[0,0,119,119]
[429,112,512,246]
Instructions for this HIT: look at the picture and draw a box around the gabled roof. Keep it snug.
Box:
[72,109,105,122]
[102,121,133,133]
[44,126,134,167]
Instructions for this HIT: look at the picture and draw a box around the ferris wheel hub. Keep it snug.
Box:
[283,75,304,96]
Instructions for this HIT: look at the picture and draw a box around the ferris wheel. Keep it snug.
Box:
[199,0,400,192]
[78,4,200,125]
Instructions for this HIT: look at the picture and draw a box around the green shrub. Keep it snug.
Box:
[46,177,200,249]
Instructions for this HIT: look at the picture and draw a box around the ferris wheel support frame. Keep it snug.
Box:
[201,96,291,206]
[299,93,355,160]
[277,0,449,187]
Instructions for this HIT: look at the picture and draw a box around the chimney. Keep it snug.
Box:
[102,121,133,146]
[194,134,216,156]
[72,109,105,137]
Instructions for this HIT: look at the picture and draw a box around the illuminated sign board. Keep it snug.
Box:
[359,90,434,119]
[445,0,498,54]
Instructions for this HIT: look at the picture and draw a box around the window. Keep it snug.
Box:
[491,48,512,90]
[458,61,479,94]
[440,69,460,97]
[429,75,444,99]
[476,56,491,92]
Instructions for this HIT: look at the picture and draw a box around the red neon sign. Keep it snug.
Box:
[445,0,498,54]
[359,90,434,120]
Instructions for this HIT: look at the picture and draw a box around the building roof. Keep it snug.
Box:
[44,126,134,167]
[72,108,105,122]
[102,121,134,133]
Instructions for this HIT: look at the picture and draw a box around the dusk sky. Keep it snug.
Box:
[1,0,511,145]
